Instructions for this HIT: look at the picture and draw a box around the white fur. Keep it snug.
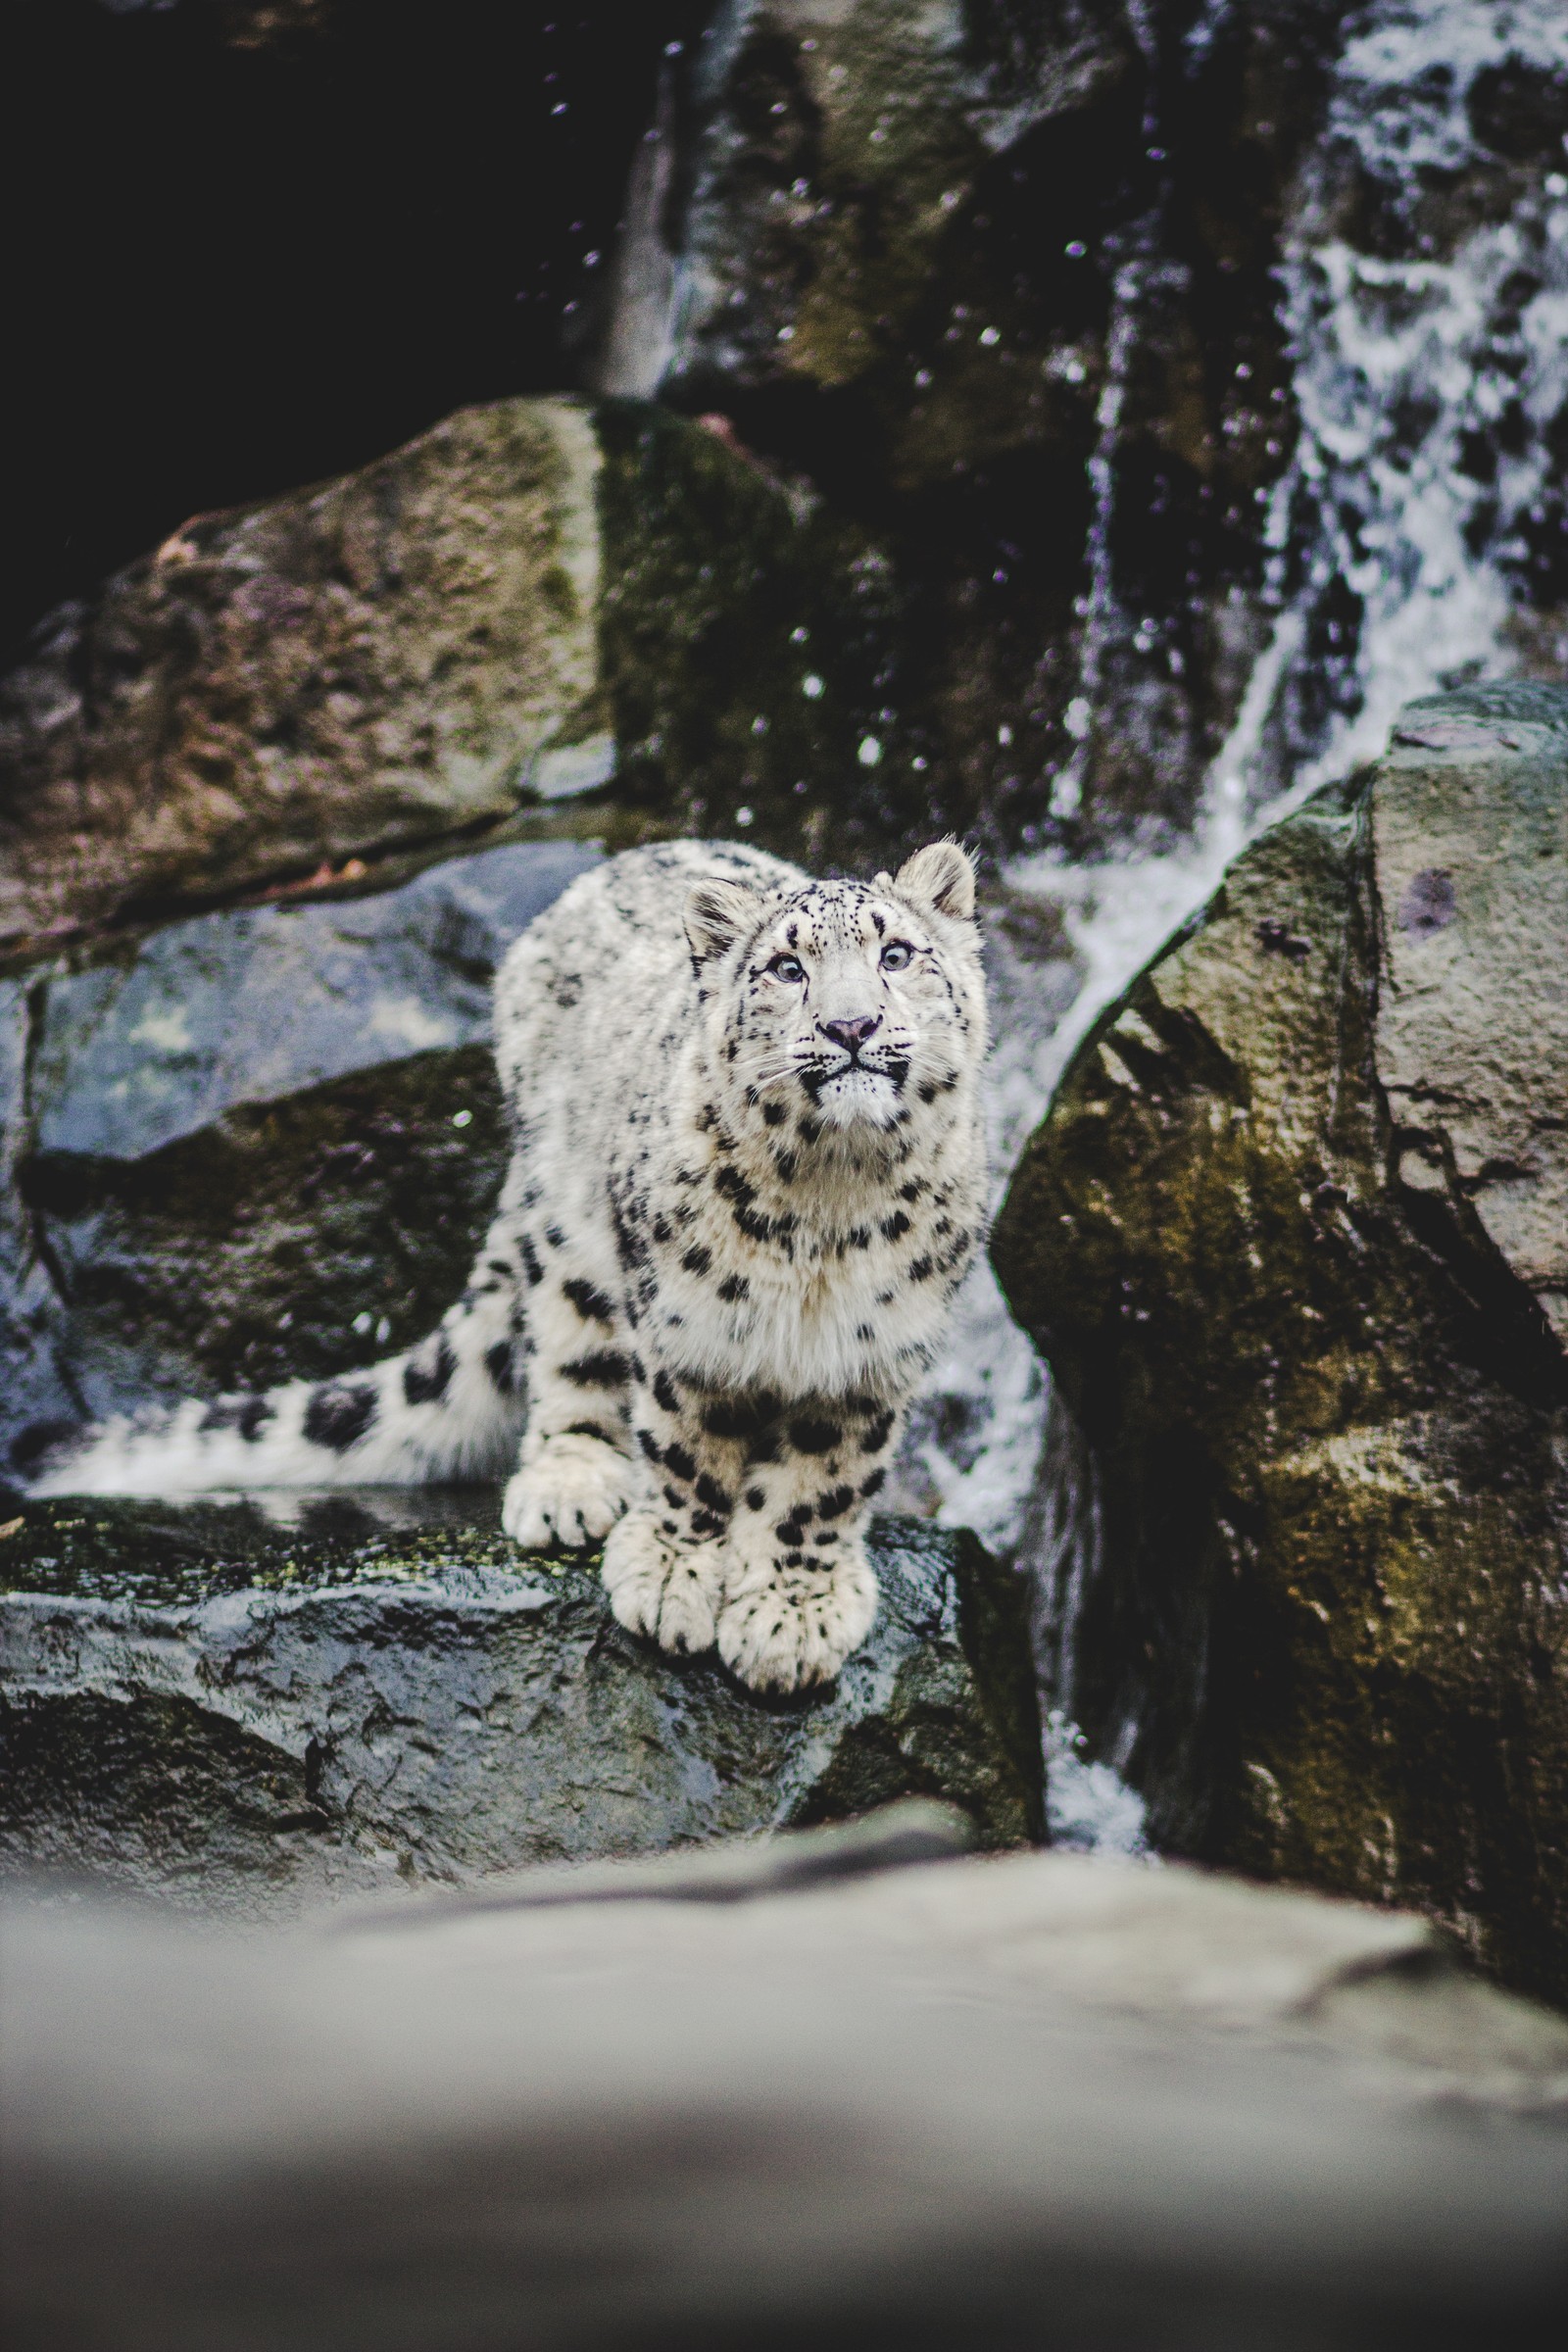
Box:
[35,840,988,1690]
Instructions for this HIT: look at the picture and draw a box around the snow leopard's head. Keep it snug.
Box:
[686,841,985,1145]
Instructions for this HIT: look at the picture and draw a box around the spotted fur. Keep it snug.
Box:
[33,840,987,1690]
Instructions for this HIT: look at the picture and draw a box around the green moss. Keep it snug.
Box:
[993,762,1568,2003]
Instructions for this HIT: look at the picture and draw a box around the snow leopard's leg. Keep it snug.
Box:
[713,1391,901,1691]
[601,1372,901,1687]
[498,1223,641,1549]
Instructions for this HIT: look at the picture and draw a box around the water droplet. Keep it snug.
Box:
[353,1311,373,1336]
[1063,696,1092,741]
[803,673,825,699]
[1065,240,1087,258]
[736,807,755,828]
[452,1109,473,1128]
[979,325,1001,346]
[858,736,883,767]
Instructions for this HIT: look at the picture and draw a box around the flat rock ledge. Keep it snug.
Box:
[0,1495,1044,1914]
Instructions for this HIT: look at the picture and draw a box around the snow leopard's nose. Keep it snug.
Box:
[820,1012,882,1055]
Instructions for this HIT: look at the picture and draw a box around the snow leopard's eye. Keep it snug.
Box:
[769,953,807,983]
[880,941,914,972]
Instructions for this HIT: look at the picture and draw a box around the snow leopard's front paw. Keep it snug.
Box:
[502,1433,635,1548]
[716,1538,879,1693]
[601,1510,726,1654]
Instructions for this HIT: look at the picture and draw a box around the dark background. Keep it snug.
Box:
[2,0,705,661]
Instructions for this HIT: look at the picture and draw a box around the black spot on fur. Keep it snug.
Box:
[774,1152,797,1184]
[565,1421,612,1443]
[716,1272,750,1302]
[681,1245,712,1275]
[652,1215,673,1245]
[814,1485,856,1521]
[702,1394,767,1441]
[695,1473,731,1513]
[664,1485,686,1509]
[654,1369,681,1415]
[485,1342,516,1395]
[861,1411,896,1454]
[713,1164,756,1209]
[304,1383,377,1452]
[638,1430,663,1464]
[917,1083,937,1103]
[691,1509,725,1538]
[899,1180,925,1202]
[403,1337,456,1407]
[761,1101,786,1126]
[746,1487,765,1510]
[879,1211,910,1242]
[200,1395,275,1442]
[847,1226,871,1250]
[813,1530,838,1546]
[544,1224,566,1250]
[564,1278,615,1324]
[664,1443,698,1482]
[790,1416,840,1455]
[860,1467,887,1498]
[908,1255,934,1282]
[775,1521,806,1546]
[798,1114,821,1145]
[562,1351,630,1388]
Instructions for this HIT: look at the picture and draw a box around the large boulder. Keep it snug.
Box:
[0,400,609,952]
[6,1817,1567,2348]
[0,1495,1044,1914]
[0,836,597,1473]
[992,683,1568,2002]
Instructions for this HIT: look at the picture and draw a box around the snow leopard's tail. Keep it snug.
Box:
[27,1249,527,1499]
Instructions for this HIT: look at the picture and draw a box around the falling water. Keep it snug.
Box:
[899,0,1568,1852]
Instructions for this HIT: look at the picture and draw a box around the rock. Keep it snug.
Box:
[0,1498,1044,1915]
[5,1824,1567,2350]
[0,837,597,1472]
[0,400,607,951]
[592,0,1348,846]
[991,683,1568,2003]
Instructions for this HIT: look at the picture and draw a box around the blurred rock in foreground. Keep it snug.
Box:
[4,1810,1566,2349]
[993,684,1568,2002]
[0,1498,1043,1914]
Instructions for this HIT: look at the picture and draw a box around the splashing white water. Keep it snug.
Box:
[903,0,1568,1856]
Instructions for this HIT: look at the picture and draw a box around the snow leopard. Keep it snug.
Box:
[35,838,988,1691]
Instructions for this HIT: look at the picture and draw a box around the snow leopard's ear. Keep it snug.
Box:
[893,839,976,923]
[684,875,761,963]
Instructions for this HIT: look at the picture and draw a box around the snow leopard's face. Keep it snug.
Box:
[690,844,984,1142]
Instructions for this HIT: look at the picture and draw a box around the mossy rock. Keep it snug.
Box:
[0,1494,1044,1915]
[992,684,1568,2003]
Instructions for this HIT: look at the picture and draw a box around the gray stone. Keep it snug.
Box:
[0,837,597,1470]
[0,1497,1045,1915]
[992,684,1568,2003]
[4,1815,1566,2350]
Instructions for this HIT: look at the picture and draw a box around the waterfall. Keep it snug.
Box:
[898,0,1568,1851]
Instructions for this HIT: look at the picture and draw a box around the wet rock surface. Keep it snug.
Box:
[0,837,597,1472]
[992,683,1568,2001]
[0,1496,1044,1914]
